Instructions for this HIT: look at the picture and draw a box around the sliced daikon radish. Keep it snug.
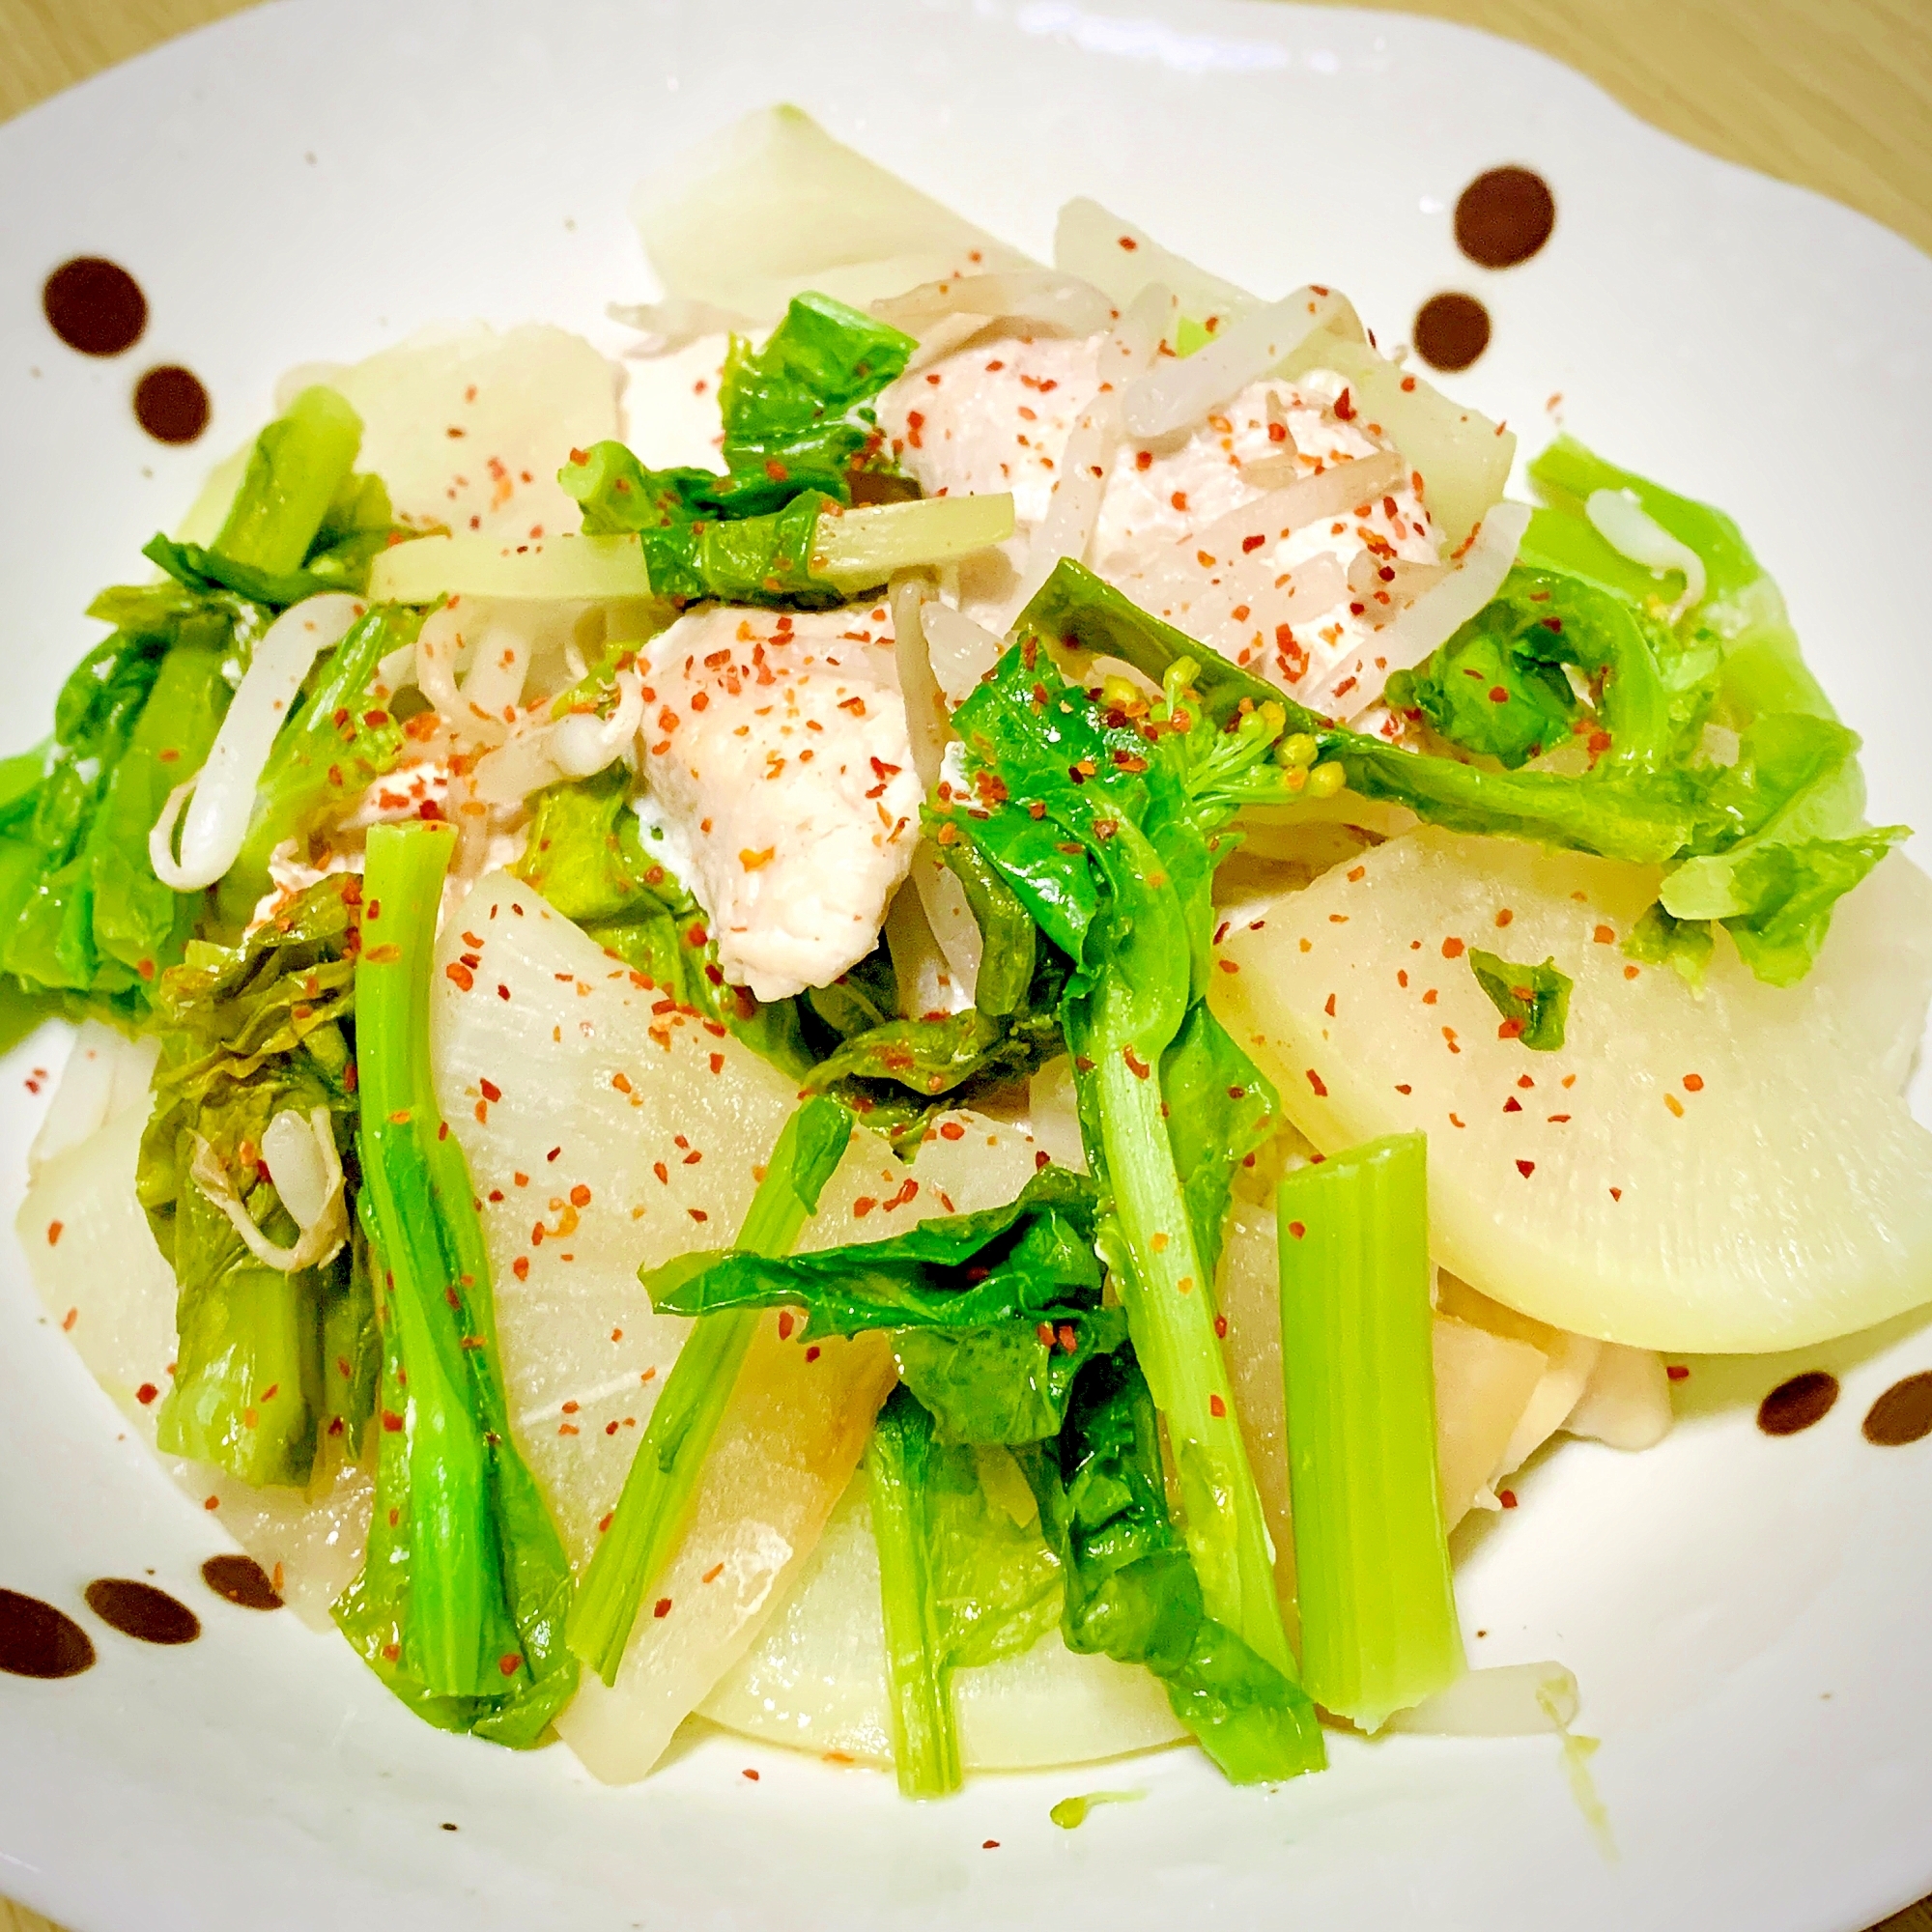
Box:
[1212,831,1932,1351]
[701,1469,1187,1769]
[1432,1315,1547,1529]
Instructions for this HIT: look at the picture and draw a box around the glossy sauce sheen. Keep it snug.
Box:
[1757,1370,1839,1435]
[1454,167,1557,270]
[83,1577,201,1645]
[202,1554,284,1610]
[1413,293,1492,373]
[42,256,147,355]
[1862,1371,1932,1446]
[134,365,211,445]
[0,1588,96,1678]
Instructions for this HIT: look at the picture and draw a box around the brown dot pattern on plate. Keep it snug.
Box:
[1455,167,1557,270]
[134,365,211,445]
[1862,1371,1932,1446]
[1757,1369,1839,1436]
[43,256,147,356]
[201,1553,284,1610]
[0,1587,96,1679]
[1413,293,1492,373]
[83,1577,201,1645]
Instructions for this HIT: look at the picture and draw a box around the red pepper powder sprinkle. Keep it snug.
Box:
[1209,1394,1227,1418]
[653,1598,672,1620]
[1287,1221,1306,1241]
[1498,1490,1519,1510]
[1667,1364,1690,1380]
[1305,1068,1328,1097]
[45,1220,62,1246]
[1516,1160,1536,1178]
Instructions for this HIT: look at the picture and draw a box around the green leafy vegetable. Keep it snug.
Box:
[949,626,1303,1695]
[1277,1132,1463,1731]
[865,1387,1065,1797]
[135,875,363,1485]
[1386,565,1709,774]
[333,823,577,1747]
[210,384,363,579]
[1466,949,1572,1051]
[1622,903,1715,991]
[1016,1347,1324,1781]
[567,1095,854,1687]
[647,1168,1117,1446]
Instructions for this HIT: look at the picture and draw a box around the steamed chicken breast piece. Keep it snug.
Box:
[639,602,924,1002]
[877,331,1437,699]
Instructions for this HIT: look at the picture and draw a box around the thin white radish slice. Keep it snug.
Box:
[149,592,365,893]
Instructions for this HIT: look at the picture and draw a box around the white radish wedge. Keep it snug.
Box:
[1211,830,1932,1352]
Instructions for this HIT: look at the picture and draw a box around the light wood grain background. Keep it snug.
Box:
[1,4,1928,1931]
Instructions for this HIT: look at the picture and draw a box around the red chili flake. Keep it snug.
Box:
[478,1077,502,1103]
[983,1841,1001,1851]
[1488,685,1510,704]
[1667,1364,1690,1381]
[1624,964,1641,980]
[1305,1068,1328,1096]
[1122,1046,1151,1080]
[1209,1394,1227,1418]
[136,1381,158,1406]
[570,1183,592,1208]
[1494,908,1514,927]
[742,1768,761,1782]
[1035,1150,1052,1172]
[1547,1114,1571,1123]
[1610,1186,1623,1201]
[1395,1083,1412,1094]
[1134,449,1153,470]
[498,1653,522,1677]
[60,1305,76,1331]
[1516,1159,1536,1178]
[205,1495,220,1512]
[805,1346,821,1363]
[1058,1323,1078,1353]
[1214,1315,1229,1340]
[497,983,511,1001]
[382,1409,404,1433]
[1683,1073,1704,1093]
[1503,1095,1522,1113]
[1498,1018,1524,1040]
[512,1257,530,1281]
[1441,936,1465,958]
[688,1208,708,1223]
[45,1220,63,1247]
[653,1598,672,1619]
[1498,1490,1519,1510]
[1287,1221,1306,1241]
[1170,491,1189,512]
[778,1312,795,1342]
[1593,923,1615,945]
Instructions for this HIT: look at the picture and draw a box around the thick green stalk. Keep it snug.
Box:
[338,821,578,1743]
[1277,1132,1464,1730]
[1091,1048,1291,1680]
[865,1385,961,1798]
[213,384,362,576]
[567,1095,853,1685]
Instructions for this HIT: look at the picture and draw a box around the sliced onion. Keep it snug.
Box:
[1304,499,1530,717]
[263,1107,334,1230]
[1122,287,1361,440]
[1585,488,1707,621]
[885,874,968,1017]
[889,573,950,791]
[873,271,1114,340]
[551,668,646,778]
[910,842,982,1003]
[608,296,754,351]
[453,619,532,742]
[191,1107,346,1272]
[1192,451,1405,559]
[149,592,364,893]
[921,601,1006,711]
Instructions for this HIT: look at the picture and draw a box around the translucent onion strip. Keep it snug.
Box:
[873,271,1115,341]
[190,1106,347,1273]
[1586,487,1707,621]
[552,668,646,778]
[889,571,950,792]
[1122,287,1362,440]
[150,592,364,893]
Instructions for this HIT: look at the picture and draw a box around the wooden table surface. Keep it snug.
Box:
[1,3,1927,1930]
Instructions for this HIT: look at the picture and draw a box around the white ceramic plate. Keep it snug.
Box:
[4,4,1931,1928]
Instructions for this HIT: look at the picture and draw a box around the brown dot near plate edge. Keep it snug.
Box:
[1413,293,1492,373]
[42,256,147,356]
[1758,1370,1839,1436]
[201,1553,284,1611]
[1862,1371,1932,1446]
[1455,166,1557,270]
[0,1588,96,1679]
[83,1577,201,1646]
[134,365,211,445]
